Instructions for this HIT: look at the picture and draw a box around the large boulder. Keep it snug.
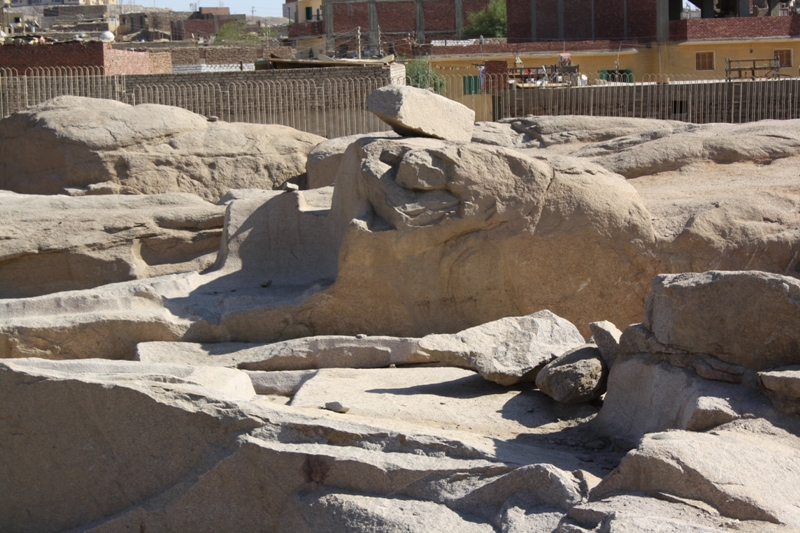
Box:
[0,191,224,298]
[759,366,800,415]
[644,271,800,370]
[535,345,607,404]
[366,86,475,142]
[592,419,800,528]
[593,353,777,442]
[306,132,398,189]
[420,311,585,386]
[0,96,324,202]
[588,320,622,368]
[318,138,657,339]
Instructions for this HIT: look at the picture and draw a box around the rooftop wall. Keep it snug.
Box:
[670,15,800,40]
[0,42,168,75]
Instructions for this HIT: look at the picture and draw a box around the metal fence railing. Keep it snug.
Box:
[3,67,800,139]
[416,71,800,124]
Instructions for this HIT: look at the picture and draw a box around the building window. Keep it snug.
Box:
[305,6,313,20]
[775,49,792,68]
[696,51,715,71]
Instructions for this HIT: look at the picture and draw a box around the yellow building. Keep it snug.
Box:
[287,0,326,59]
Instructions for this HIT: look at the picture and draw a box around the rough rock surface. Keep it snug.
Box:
[5,109,800,532]
[594,354,778,442]
[471,121,539,149]
[592,419,800,528]
[564,493,777,532]
[0,191,224,298]
[243,369,318,396]
[575,120,800,178]
[644,271,800,370]
[0,96,324,202]
[588,320,623,368]
[504,115,685,148]
[535,345,607,404]
[306,132,398,189]
[760,366,800,415]
[0,138,658,360]
[137,336,430,371]
[1,357,616,533]
[138,310,583,386]
[419,311,585,385]
[366,85,475,142]
[506,116,800,290]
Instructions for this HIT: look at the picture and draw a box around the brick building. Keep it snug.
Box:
[506,0,791,44]
[433,0,800,82]
[507,0,660,42]
[0,41,171,75]
[287,0,492,57]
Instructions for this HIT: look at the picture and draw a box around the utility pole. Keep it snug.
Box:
[1,1,7,35]
[357,26,361,59]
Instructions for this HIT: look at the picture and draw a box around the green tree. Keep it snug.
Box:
[405,59,446,94]
[215,21,260,44]
[463,0,507,38]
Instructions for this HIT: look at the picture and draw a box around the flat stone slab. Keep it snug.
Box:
[137,337,430,371]
[366,85,475,142]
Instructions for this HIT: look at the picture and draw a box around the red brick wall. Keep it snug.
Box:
[183,19,220,39]
[535,0,559,40]
[564,0,593,40]
[376,1,417,33]
[0,41,105,71]
[168,46,290,66]
[332,2,370,33]
[484,59,508,89]
[424,0,456,31]
[595,0,625,39]
[104,47,155,75]
[671,15,800,40]
[508,0,658,42]
[506,0,532,41]
[0,42,173,75]
[147,51,173,74]
[628,0,658,39]
[288,20,325,37]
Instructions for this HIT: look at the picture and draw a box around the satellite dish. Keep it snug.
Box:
[99,31,115,42]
